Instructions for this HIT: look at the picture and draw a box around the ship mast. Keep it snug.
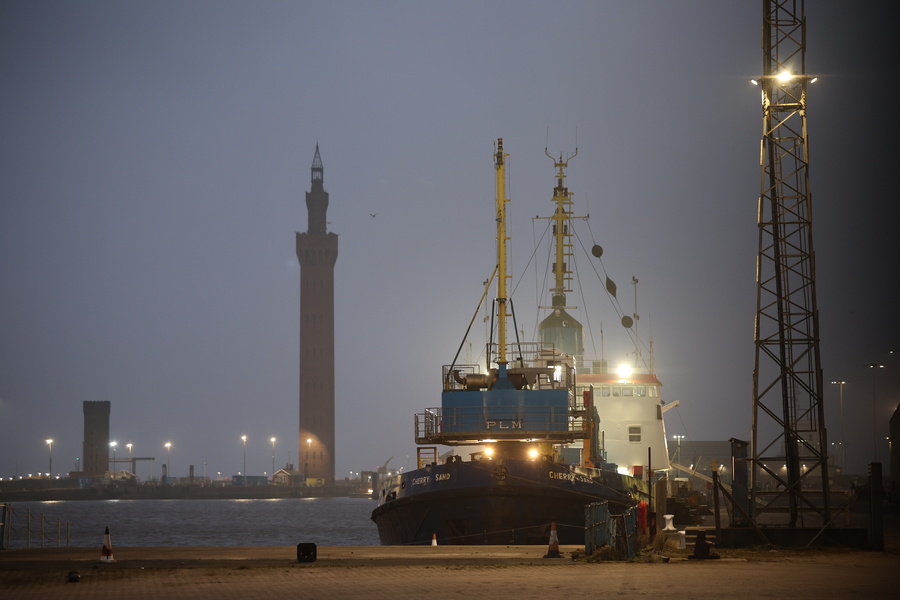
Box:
[544,147,579,304]
[494,138,510,365]
[536,148,586,368]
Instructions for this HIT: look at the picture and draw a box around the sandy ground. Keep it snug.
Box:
[2,543,900,600]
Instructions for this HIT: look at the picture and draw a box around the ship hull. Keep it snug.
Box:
[371,458,647,545]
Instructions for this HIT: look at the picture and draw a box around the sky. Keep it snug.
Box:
[1,1,897,483]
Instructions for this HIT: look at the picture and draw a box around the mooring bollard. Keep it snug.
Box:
[687,530,719,560]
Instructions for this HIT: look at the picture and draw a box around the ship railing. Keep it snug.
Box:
[443,343,576,393]
[415,406,587,444]
[488,342,573,370]
[443,364,480,392]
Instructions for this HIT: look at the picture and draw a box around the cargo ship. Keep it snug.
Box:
[371,139,672,545]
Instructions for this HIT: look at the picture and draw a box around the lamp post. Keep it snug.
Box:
[241,435,248,478]
[164,442,172,483]
[270,437,276,477]
[126,443,133,476]
[45,439,53,476]
[110,441,117,473]
[868,364,884,462]
[830,381,846,470]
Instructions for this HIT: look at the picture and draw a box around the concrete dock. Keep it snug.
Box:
[3,544,899,599]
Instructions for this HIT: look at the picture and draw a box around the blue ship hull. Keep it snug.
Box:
[371,458,647,545]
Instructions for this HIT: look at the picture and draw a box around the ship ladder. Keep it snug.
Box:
[417,447,438,469]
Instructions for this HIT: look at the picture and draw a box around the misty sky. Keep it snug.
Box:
[1,1,897,482]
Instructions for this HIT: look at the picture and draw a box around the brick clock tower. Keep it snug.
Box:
[296,145,337,485]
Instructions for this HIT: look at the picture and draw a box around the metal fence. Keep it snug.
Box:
[0,503,71,549]
[584,501,636,559]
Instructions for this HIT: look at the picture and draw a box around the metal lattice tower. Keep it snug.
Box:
[750,0,831,527]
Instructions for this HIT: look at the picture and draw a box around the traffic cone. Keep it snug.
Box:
[99,526,116,563]
[543,521,561,558]
[431,533,438,546]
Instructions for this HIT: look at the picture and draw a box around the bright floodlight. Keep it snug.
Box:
[777,70,793,83]
[616,364,633,380]
[484,446,494,457]
[528,448,539,459]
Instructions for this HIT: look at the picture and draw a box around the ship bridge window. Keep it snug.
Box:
[628,425,642,443]
[600,385,611,397]
[622,387,633,397]
[612,386,621,397]
[649,386,659,398]
[636,386,646,397]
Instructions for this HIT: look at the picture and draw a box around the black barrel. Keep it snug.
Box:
[296,542,317,563]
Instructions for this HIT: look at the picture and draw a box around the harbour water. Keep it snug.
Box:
[3,496,379,548]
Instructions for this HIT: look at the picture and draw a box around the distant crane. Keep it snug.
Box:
[749,0,830,528]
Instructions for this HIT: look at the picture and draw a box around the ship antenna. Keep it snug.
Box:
[632,276,640,368]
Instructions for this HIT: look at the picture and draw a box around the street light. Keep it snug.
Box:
[241,435,247,478]
[110,441,117,473]
[45,439,53,476]
[830,381,846,470]
[270,437,277,477]
[868,363,884,462]
[164,442,172,483]
[126,443,133,476]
